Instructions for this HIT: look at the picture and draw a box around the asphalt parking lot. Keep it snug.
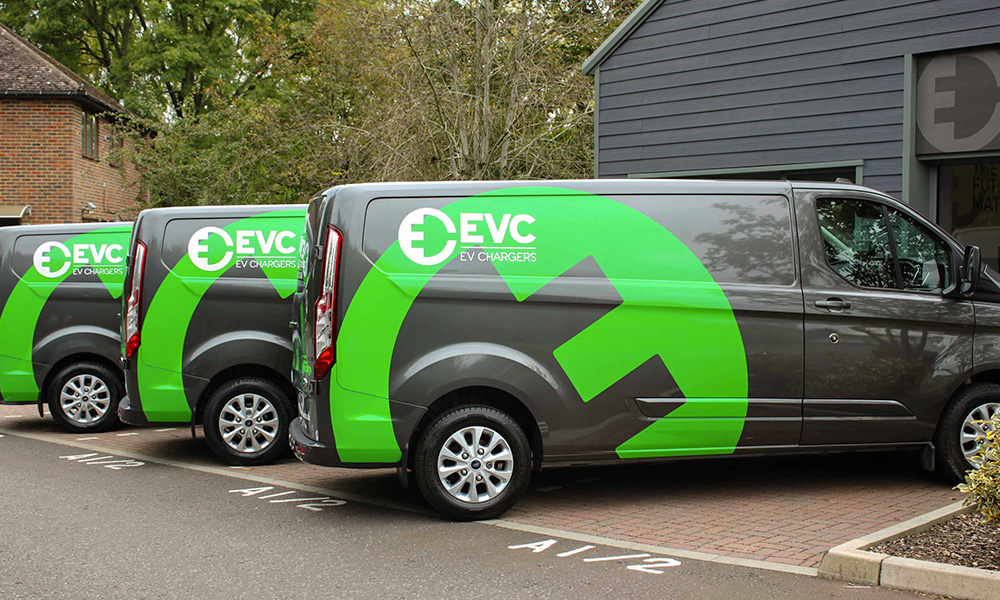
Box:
[0,404,958,598]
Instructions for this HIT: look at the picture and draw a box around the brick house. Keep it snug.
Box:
[0,22,144,226]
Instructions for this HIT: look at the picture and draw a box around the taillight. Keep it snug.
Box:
[124,241,146,359]
[313,226,342,380]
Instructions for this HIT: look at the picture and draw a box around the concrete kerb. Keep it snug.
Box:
[819,500,1000,600]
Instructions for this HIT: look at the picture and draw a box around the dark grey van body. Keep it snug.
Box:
[0,222,132,432]
[118,205,307,464]
[290,180,1000,518]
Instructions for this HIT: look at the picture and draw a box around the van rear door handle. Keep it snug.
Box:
[815,298,852,311]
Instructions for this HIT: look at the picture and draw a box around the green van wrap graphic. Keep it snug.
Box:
[329,187,748,463]
[0,225,130,403]
[137,210,304,421]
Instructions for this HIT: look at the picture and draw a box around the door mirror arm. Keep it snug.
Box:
[958,245,982,298]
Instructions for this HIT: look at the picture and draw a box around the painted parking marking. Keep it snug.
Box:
[509,539,681,575]
[4,415,23,418]
[583,553,651,563]
[116,432,139,437]
[155,428,176,432]
[228,486,346,512]
[260,490,296,500]
[556,545,596,557]
[0,433,5,438]
[77,437,99,441]
[59,452,144,470]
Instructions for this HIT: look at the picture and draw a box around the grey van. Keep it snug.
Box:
[0,222,131,432]
[118,205,307,465]
[290,180,998,519]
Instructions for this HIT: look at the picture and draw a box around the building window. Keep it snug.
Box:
[938,161,1000,271]
[82,113,99,159]
[109,127,124,168]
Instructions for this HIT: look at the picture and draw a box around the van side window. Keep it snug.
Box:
[816,198,896,289]
[886,209,951,292]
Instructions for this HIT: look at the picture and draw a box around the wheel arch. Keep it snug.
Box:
[41,351,124,401]
[406,386,544,473]
[193,363,295,425]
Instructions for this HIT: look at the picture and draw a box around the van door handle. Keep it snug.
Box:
[814,298,852,312]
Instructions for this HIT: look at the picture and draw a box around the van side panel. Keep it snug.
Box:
[0,225,130,404]
[126,208,305,423]
[306,185,802,465]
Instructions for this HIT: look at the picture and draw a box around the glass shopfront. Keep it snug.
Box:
[938,161,1000,271]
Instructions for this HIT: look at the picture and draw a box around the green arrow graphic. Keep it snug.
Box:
[329,187,748,463]
[137,209,304,421]
[0,225,131,403]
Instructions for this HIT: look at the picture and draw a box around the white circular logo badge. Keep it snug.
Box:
[188,227,234,271]
[33,241,72,278]
[398,208,457,266]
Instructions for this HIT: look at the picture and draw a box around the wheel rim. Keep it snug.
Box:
[437,425,514,504]
[960,402,1000,464]
[60,374,112,424]
[218,394,279,454]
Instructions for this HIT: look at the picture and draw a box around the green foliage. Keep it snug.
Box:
[6,0,641,205]
[958,414,1000,525]
[1,0,316,118]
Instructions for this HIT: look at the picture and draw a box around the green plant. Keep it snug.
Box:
[957,413,1000,525]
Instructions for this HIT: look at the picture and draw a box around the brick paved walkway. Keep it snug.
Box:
[0,404,959,568]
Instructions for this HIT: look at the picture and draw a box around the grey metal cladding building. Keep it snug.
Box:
[585,0,1000,268]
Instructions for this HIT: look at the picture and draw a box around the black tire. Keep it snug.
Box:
[935,382,1000,482]
[202,378,291,466]
[46,361,124,433]
[414,405,531,521]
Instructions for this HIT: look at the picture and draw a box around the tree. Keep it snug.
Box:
[1,0,316,118]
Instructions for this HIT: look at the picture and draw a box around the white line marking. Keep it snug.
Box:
[0,433,5,437]
[4,415,23,418]
[270,496,328,504]
[583,553,651,563]
[628,558,682,573]
[77,437,99,441]
[78,455,115,463]
[557,545,596,557]
[155,428,176,432]
[260,491,296,500]
[116,432,139,437]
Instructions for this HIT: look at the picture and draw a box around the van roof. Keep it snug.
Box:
[132,204,307,234]
[319,178,890,201]
[0,221,130,242]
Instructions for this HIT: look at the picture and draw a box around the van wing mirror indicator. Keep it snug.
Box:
[960,245,982,297]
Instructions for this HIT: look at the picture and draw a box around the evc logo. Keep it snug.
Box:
[32,241,125,278]
[187,226,299,272]
[398,208,536,266]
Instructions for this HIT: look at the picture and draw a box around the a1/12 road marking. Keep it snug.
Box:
[229,486,346,512]
[60,453,145,470]
[508,540,681,575]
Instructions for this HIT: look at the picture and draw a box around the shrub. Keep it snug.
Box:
[957,413,1000,525]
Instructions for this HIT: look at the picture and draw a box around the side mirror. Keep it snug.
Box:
[960,245,982,297]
